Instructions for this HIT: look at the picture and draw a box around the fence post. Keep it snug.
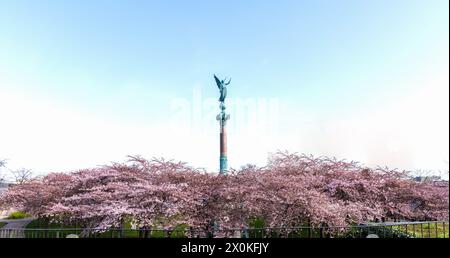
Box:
[443,222,446,238]
[428,223,431,238]
[435,222,438,238]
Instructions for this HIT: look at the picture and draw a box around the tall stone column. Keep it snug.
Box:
[217,103,230,174]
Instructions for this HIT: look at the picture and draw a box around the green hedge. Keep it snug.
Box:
[5,211,30,219]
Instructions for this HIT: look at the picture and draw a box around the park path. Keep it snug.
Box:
[0,218,34,238]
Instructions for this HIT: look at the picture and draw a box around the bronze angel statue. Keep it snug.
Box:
[214,74,231,103]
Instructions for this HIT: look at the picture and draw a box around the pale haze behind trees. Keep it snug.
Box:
[0,0,448,179]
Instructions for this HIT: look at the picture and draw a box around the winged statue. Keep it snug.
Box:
[214,74,231,103]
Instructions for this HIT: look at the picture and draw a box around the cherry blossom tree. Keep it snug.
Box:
[0,152,447,232]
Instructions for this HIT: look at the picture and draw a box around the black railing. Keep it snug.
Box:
[0,221,448,238]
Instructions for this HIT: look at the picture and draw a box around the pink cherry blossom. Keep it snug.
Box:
[0,152,447,231]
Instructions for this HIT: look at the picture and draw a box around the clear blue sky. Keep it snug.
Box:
[0,0,448,176]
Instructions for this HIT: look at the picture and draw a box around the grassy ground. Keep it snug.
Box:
[0,222,6,228]
[24,217,188,238]
[392,223,449,238]
[22,217,450,238]
[25,218,83,238]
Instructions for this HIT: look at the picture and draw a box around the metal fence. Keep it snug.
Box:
[0,221,448,238]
